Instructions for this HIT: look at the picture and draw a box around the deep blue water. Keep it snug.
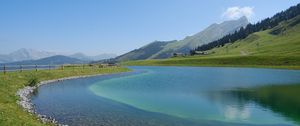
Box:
[31,66,300,126]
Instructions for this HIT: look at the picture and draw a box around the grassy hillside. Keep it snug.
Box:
[150,16,249,59]
[208,15,300,57]
[116,17,248,61]
[0,66,129,126]
[122,16,300,69]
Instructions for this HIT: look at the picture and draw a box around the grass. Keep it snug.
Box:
[122,16,300,70]
[122,55,300,69]
[229,84,300,124]
[0,65,130,126]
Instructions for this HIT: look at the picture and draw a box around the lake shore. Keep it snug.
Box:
[0,66,130,126]
[2,65,299,126]
[16,74,109,126]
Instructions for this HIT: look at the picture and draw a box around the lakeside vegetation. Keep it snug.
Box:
[122,55,300,69]
[0,65,130,126]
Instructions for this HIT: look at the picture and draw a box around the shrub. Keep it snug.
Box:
[26,74,40,87]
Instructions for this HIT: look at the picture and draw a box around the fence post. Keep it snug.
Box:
[3,64,6,75]
[61,64,64,70]
[83,64,84,69]
[48,64,50,71]
[20,65,23,72]
[35,64,38,72]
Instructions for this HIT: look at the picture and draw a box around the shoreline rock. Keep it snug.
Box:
[16,74,105,126]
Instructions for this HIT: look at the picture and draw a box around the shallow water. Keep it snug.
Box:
[32,66,300,126]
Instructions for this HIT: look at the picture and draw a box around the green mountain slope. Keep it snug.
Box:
[116,17,248,61]
[208,15,300,57]
[116,40,176,61]
[123,15,300,69]
[151,16,249,59]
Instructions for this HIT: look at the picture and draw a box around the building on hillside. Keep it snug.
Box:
[107,62,117,66]
[172,53,186,57]
[194,51,209,55]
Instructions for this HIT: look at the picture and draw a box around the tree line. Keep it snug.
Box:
[190,3,300,55]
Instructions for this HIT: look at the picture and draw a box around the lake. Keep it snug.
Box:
[31,66,300,126]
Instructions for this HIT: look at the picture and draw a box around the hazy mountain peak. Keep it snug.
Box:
[222,16,248,23]
[70,52,87,57]
[206,23,218,29]
[168,17,249,53]
[6,48,57,62]
[69,52,117,61]
[2,55,85,65]
[0,48,118,63]
[238,16,248,22]
[209,16,248,28]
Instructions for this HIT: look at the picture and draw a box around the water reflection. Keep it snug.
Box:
[224,86,300,125]
[224,105,251,120]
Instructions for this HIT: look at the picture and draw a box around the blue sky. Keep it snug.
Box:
[0,0,299,55]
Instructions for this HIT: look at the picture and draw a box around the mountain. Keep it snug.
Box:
[91,53,117,60]
[69,53,117,61]
[116,40,177,61]
[152,16,249,58]
[0,48,117,63]
[3,55,85,65]
[116,16,249,61]
[0,48,57,63]
[193,3,300,52]
[0,55,11,63]
[69,53,92,61]
[206,14,300,57]
[123,13,300,68]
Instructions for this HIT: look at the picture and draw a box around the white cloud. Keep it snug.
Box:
[222,6,254,20]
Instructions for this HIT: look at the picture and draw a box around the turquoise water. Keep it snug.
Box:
[32,66,300,126]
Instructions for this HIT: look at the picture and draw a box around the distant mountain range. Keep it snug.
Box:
[69,53,117,61]
[0,48,58,63]
[3,55,85,65]
[116,40,177,61]
[116,16,249,61]
[1,17,248,64]
[0,48,117,64]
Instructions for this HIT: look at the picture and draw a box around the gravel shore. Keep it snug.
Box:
[16,74,104,126]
